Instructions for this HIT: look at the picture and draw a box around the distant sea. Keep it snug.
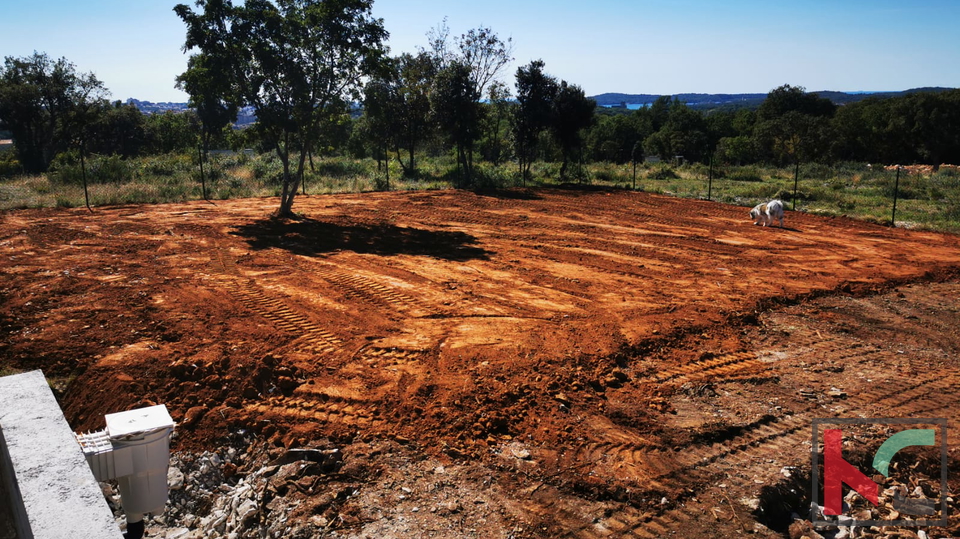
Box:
[601,103,650,110]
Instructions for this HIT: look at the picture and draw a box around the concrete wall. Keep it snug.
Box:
[0,370,122,539]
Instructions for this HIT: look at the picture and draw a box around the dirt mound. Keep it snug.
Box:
[2,188,958,537]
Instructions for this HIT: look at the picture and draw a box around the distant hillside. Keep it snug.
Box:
[590,87,956,110]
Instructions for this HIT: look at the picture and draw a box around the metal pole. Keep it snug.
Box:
[80,142,92,212]
[891,166,901,227]
[792,161,800,211]
[707,156,713,201]
[198,143,206,201]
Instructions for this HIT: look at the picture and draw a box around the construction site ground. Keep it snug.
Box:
[2,187,959,538]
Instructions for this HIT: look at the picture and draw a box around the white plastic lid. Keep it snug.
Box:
[105,404,175,441]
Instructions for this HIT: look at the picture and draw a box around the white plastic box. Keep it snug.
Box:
[76,405,175,517]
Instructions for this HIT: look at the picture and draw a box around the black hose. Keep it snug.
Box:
[123,519,144,539]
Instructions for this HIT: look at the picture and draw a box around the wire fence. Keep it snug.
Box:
[1,153,959,232]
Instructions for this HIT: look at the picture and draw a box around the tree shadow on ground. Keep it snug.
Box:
[473,188,543,201]
[230,217,491,261]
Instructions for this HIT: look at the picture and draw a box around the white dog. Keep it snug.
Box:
[750,199,785,228]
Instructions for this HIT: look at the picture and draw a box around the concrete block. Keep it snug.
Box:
[0,370,122,539]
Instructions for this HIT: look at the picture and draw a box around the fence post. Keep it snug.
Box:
[80,143,92,212]
[792,161,800,211]
[891,166,901,227]
[197,144,206,201]
[707,156,713,201]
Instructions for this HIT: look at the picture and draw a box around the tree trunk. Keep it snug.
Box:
[409,142,416,178]
[198,140,207,201]
[80,141,92,212]
[395,145,405,175]
[277,134,297,217]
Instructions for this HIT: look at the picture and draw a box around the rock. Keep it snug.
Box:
[168,467,185,490]
[788,519,824,539]
[237,499,258,525]
[439,501,462,514]
[158,528,195,539]
[512,448,531,460]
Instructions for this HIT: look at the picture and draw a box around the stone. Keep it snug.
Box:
[168,467,186,490]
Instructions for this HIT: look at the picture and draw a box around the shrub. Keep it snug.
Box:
[725,166,764,182]
[0,149,21,177]
[647,165,678,180]
[49,150,83,184]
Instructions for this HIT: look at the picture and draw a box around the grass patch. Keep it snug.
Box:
[4,153,960,232]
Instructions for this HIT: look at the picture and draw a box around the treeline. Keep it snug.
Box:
[0,53,235,173]
[582,85,960,167]
[3,0,959,214]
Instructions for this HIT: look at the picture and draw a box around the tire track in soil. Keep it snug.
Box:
[215,246,343,355]
[557,372,960,536]
[356,346,431,365]
[310,264,433,317]
[245,394,380,429]
[635,351,764,387]
[852,370,960,422]
[542,414,811,538]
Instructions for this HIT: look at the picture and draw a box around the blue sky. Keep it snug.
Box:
[2,0,958,102]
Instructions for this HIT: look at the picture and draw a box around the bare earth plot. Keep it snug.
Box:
[1,188,959,538]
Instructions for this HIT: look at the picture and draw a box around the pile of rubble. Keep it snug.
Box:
[101,439,346,539]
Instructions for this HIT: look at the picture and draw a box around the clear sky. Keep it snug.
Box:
[2,0,958,103]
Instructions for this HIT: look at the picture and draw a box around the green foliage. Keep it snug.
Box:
[0,52,107,173]
[513,60,557,181]
[647,165,678,180]
[144,111,198,154]
[431,60,483,185]
[718,166,763,182]
[250,153,284,183]
[550,81,595,181]
[0,146,21,177]
[175,0,388,215]
[49,151,134,184]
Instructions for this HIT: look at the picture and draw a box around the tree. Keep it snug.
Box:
[757,84,835,121]
[586,113,650,164]
[455,26,514,97]
[754,85,835,165]
[512,60,557,183]
[393,52,438,177]
[360,75,398,175]
[0,52,107,173]
[644,101,709,163]
[176,0,387,217]
[144,110,200,154]
[480,81,512,165]
[176,54,239,198]
[175,0,240,198]
[550,81,595,181]
[755,110,832,165]
[89,101,148,157]
[432,61,482,186]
